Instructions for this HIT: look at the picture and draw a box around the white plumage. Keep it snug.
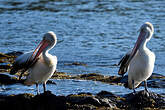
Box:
[118,22,155,93]
[128,44,155,89]
[24,53,57,85]
[10,31,57,94]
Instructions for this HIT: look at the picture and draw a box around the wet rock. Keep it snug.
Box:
[0,74,56,85]
[96,91,122,108]
[78,73,123,86]
[0,93,34,110]
[0,91,67,110]
[67,93,101,106]
[66,92,120,109]
[0,52,11,58]
[32,91,67,110]
[0,90,164,110]
[96,91,118,98]
[0,51,20,72]
[0,51,21,64]
[47,80,57,85]
[71,62,87,66]
[52,72,73,79]
[80,73,104,78]
[123,90,165,109]
[147,73,165,88]
[0,74,23,85]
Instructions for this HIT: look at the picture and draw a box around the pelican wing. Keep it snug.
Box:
[10,51,37,75]
[118,51,131,76]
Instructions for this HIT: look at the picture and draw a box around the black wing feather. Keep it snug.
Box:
[118,53,130,76]
[10,57,38,80]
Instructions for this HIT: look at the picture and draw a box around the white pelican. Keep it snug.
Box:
[10,31,57,94]
[118,22,155,93]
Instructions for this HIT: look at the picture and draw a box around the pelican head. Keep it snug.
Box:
[31,31,57,61]
[43,31,57,48]
[139,22,154,41]
[124,22,154,67]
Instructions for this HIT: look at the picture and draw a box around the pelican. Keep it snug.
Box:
[10,31,57,94]
[118,22,155,93]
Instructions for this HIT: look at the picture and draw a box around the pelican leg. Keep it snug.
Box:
[144,80,148,92]
[36,83,40,95]
[132,80,136,94]
[43,82,46,93]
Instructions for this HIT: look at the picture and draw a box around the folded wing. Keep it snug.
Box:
[118,51,131,76]
[10,51,38,79]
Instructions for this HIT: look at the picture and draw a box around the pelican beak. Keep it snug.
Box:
[30,40,49,61]
[125,30,146,66]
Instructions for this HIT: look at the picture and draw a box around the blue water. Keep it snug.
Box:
[0,0,165,95]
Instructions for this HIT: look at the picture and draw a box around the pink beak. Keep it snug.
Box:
[29,39,49,62]
[124,30,146,67]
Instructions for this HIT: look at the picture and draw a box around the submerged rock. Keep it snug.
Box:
[64,62,87,66]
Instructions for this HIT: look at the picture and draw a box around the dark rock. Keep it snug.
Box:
[96,91,118,98]
[96,91,120,108]
[32,91,67,110]
[0,90,164,109]
[0,74,19,85]
[67,94,101,106]
[124,90,165,109]
[64,62,87,66]
[71,62,87,66]
[0,91,67,110]
[0,93,34,110]
[80,73,103,78]
[47,80,57,85]
[0,53,11,58]
[77,92,93,95]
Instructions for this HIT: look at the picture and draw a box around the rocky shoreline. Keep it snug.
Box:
[0,52,165,110]
[0,90,164,110]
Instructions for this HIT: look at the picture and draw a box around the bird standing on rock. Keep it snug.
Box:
[118,22,155,93]
[10,31,57,94]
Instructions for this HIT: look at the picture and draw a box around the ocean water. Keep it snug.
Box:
[0,0,165,95]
